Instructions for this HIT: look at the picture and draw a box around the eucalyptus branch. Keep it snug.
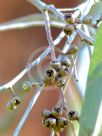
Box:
[27,0,64,21]
[13,85,44,136]
[0,0,101,135]
[43,10,56,61]
[0,14,64,31]
[0,31,64,92]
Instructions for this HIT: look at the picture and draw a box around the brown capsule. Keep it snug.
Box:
[82,15,92,24]
[68,111,79,121]
[56,78,65,88]
[52,107,62,117]
[66,45,78,54]
[59,66,69,77]
[64,13,74,24]
[6,96,21,110]
[50,61,61,71]
[44,117,56,128]
[11,96,21,109]
[61,57,71,67]
[43,76,53,86]
[41,109,53,119]
[57,117,68,129]
[46,68,57,79]
[63,24,75,35]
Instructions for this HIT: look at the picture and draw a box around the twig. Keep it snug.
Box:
[43,10,56,61]
[27,0,64,21]
[27,0,47,11]
[76,29,94,45]
[0,14,64,31]
[0,31,64,92]
[71,55,78,82]
[13,85,44,136]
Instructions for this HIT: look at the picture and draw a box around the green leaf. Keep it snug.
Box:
[79,24,102,136]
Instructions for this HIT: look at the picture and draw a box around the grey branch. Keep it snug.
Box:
[13,85,44,136]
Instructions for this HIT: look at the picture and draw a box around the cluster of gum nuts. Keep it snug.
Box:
[42,107,79,135]
[43,44,78,88]
[6,53,77,124]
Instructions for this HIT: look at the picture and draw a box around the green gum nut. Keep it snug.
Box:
[52,107,61,118]
[12,96,21,107]
[22,81,32,92]
[57,117,68,129]
[41,109,53,119]
[44,117,56,128]
[6,101,13,110]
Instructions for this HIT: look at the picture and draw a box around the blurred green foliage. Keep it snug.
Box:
[79,24,102,136]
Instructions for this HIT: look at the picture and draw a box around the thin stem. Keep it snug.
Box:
[0,14,64,31]
[47,5,64,21]
[58,8,79,12]
[43,10,56,61]
[27,0,64,21]
[83,25,94,57]
[0,31,64,92]
[60,87,67,111]
[71,55,78,82]
[27,0,47,11]
[13,85,44,136]
[76,29,94,45]
[50,130,60,136]
[69,121,76,136]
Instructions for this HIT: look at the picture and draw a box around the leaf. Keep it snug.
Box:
[78,24,102,136]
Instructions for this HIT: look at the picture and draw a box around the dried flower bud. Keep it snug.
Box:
[44,118,56,128]
[67,45,78,54]
[82,15,92,24]
[22,81,32,92]
[52,107,62,117]
[63,24,75,35]
[68,111,79,121]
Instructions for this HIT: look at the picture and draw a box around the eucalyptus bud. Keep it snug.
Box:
[50,61,61,71]
[64,13,74,24]
[82,15,92,24]
[11,96,21,109]
[46,68,57,79]
[61,57,71,67]
[67,45,78,54]
[56,78,65,88]
[57,117,68,129]
[22,81,32,92]
[63,24,75,35]
[68,111,79,121]
[42,109,53,119]
[52,107,61,117]
[44,118,56,128]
